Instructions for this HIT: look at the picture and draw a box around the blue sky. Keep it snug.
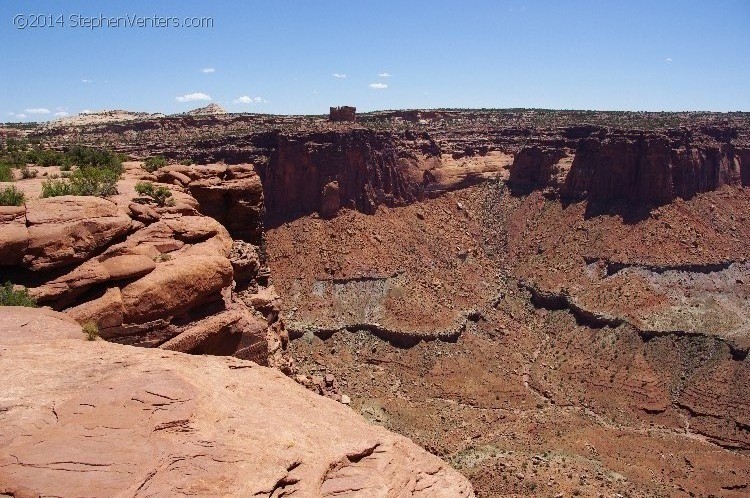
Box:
[1,0,749,121]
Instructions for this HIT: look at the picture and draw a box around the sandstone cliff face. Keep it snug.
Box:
[258,130,422,224]
[0,308,474,497]
[561,136,746,205]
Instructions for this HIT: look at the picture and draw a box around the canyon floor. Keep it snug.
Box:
[273,186,750,497]
[2,108,749,496]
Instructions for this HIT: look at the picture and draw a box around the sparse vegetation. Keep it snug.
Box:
[143,155,167,172]
[0,162,14,182]
[20,165,37,179]
[154,253,172,263]
[61,145,125,173]
[82,321,99,341]
[41,166,120,198]
[179,158,193,166]
[135,181,174,206]
[39,146,124,198]
[0,185,25,206]
[0,282,37,307]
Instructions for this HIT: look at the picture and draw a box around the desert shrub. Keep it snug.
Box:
[62,146,124,174]
[135,181,174,206]
[179,158,193,166]
[82,321,99,341]
[143,155,167,173]
[20,165,37,179]
[0,282,37,307]
[68,167,119,196]
[0,186,25,206]
[0,162,13,182]
[25,148,63,167]
[41,178,74,197]
[41,165,120,198]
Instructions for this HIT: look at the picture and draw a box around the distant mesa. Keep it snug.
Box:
[44,110,165,129]
[185,103,227,116]
[329,106,356,122]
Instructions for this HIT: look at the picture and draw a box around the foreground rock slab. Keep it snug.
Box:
[0,308,473,497]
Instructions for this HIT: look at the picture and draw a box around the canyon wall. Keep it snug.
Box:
[258,130,423,223]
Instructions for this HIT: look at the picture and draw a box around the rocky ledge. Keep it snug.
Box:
[0,164,290,372]
[0,308,473,497]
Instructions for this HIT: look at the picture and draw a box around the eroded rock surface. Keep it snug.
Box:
[0,308,473,497]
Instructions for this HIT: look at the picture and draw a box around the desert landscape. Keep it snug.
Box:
[1,105,749,496]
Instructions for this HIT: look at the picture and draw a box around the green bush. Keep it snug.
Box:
[25,148,64,167]
[0,162,13,182]
[41,178,74,197]
[143,155,167,173]
[179,158,193,166]
[135,181,174,206]
[0,282,37,307]
[41,166,119,198]
[62,146,124,174]
[0,186,25,206]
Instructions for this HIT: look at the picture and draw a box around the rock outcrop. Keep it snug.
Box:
[561,136,746,205]
[330,105,356,122]
[0,308,474,497]
[0,178,288,371]
[258,130,423,224]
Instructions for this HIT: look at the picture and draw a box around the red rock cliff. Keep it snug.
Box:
[257,130,422,224]
[561,135,747,205]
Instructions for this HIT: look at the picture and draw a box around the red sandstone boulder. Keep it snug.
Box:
[120,255,233,323]
[65,287,124,334]
[22,196,132,271]
[320,180,341,218]
[0,206,29,266]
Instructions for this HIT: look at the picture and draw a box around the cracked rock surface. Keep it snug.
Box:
[0,308,473,497]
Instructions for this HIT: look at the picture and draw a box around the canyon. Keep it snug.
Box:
[1,108,749,496]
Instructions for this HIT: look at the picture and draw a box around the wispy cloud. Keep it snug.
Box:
[81,79,93,83]
[378,72,391,77]
[54,111,69,117]
[332,73,347,78]
[176,92,212,102]
[233,95,266,104]
[200,68,215,73]
[665,57,673,63]
[369,83,388,89]
[15,113,27,119]
[24,108,51,114]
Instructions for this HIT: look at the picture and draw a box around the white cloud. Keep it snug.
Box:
[369,83,388,89]
[81,79,93,83]
[54,111,70,117]
[332,73,347,78]
[378,72,391,77]
[176,92,212,102]
[24,108,51,115]
[15,113,27,119]
[665,57,673,63]
[233,95,266,104]
[200,68,215,73]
